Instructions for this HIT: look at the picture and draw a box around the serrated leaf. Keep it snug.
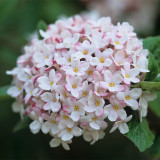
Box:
[37,20,47,39]
[0,85,11,100]
[147,134,160,158]
[13,116,31,133]
[145,53,159,81]
[125,116,155,152]
[132,81,160,91]
[149,91,160,118]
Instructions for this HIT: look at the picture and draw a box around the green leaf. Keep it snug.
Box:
[143,36,160,71]
[143,36,160,55]
[145,53,159,81]
[37,20,47,39]
[125,116,155,152]
[149,91,160,118]
[0,85,11,100]
[147,134,160,158]
[13,116,31,133]
[132,81,160,91]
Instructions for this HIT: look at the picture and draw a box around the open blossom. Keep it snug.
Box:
[7,14,153,150]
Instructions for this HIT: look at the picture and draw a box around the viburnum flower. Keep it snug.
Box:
[7,14,157,150]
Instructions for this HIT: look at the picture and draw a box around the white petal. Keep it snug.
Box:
[118,123,129,134]
[70,112,80,122]
[61,132,73,141]
[72,127,82,136]
[41,121,52,134]
[62,142,70,150]
[37,76,51,90]
[29,120,41,134]
[50,138,61,148]
[40,92,53,102]
[89,122,100,130]
[130,88,142,99]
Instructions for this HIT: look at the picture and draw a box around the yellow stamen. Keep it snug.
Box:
[95,101,100,106]
[92,117,97,121]
[115,41,120,45]
[99,57,105,63]
[74,105,79,111]
[45,56,49,59]
[64,92,68,98]
[50,81,54,86]
[51,120,56,124]
[136,65,140,68]
[125,95,131,100]
[68,57,71,63]
[30,90,33,95]
[53,98,57,102]
[87,70,93,75]
[83,50,88,55]
[118,62,122,65]
[113,106,119,111]
[73,68,78,73]
[72,84,77,89]
[109,82,115,87]
[18,86,22,91]
[125,74,130,78]
[29,75,32,79]
[63,115,69,120]
[67,128,72,132]
[82,91,87,97]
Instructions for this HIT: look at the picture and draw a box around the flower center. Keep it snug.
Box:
[118,62,122,65]
[72,84,77,89]
[64,92,68,97]
[74,105,79,111]
[99,57,105,63]
[29,75,32,79]
[125,95,131,100]
[18,86,22,91]
[68,57,71,63]
[87,70,93,75]
[73,68,78,73]
[83,50,88,55]
[92,117,97,121]
[125,74,130,78]
[67,128,72,132]
[82,91,87,97]
[113,106,119,111]
[53,98,57,102]
[51,120,56,124]
[115,41,120,45]
[30,90,33,95]
[45,56,49,59]
[63,115,69,120]
[95,101,100,106]
[109,82,115,87]
[136,65,140,68]
[50,81,54,86]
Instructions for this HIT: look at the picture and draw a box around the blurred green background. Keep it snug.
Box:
[0,0,160,159]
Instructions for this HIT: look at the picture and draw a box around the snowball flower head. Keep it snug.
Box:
[7,15,155,150]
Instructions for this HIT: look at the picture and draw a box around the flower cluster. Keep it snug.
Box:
[7,15,156,150]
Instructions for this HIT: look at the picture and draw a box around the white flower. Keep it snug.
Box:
[58,126,82,141]
[139,91,157,119]
[50,137,71,150]
[110,115,133,134]
[65,75,84,98]
[116,87,142,110]
[41,92,61,112]
[121,62,140,85]
[100,70,125,92]
[37,69,62,91]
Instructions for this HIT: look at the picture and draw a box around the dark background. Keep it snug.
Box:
[0,0,160,159]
